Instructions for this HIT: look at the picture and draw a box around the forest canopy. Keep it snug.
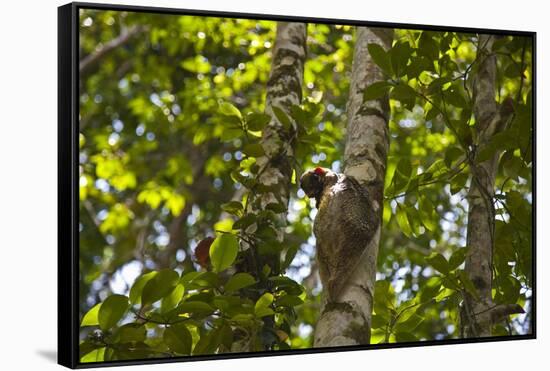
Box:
[77,8,533,363]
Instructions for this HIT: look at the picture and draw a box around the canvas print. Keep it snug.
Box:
[75,6,534,364]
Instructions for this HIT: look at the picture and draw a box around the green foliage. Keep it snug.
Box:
[98,295,130,331]
[78,9,532,362]
[369,29,532,343]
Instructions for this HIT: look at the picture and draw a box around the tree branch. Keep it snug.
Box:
[80,26,145,75]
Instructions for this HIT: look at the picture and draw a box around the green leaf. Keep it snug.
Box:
[276,295,304,307]
[129,271,158,305]
[420,277,442,301]
[390,42,412,77]
[371,314,388,329]
[419,197,437,232]
[368,43,392,75]
[220,128,243,142]
[79,341,101,359]
[246,112,271,131]
[289,105,308,125]
[114,323,146,343]
[231,313,255,325]
[81,303,101,327]
[391,84,417,111]
[98,295,129,331]
[444,86,468,108]
[454,119,473,146]
[255,292,274,317]
[406,56,434,78]
[364,81,393,101]
[392,158,412,194]
[225,272,256,292]
[444,146,463,168]
[435,287,455,302]
[282,245,298,270]
[426,253,450,275]
[80,347,105,363]
[255,307,275,318]
[161,283,185,314]
[425,159,447,178]
[142,269,180,306]
[396,206,413,238]
[405,206,422,237]
[219,102,242,120]
[242,143,265,157]
[188,271,220,288]
[441,274,461,291]
[232,214,257,230]
[218,323,234,349]
[180,271,202,286]
[396,313,424,332]
[502,153,527,181]
[193,330,215,355]
[426,106,440,122]
[373,280,395,319]
[164,323,192,355]
[212,296,239,311]
[221,201,244,216]
[427,77,452,94]
[271,106,292,130]
[265,202,287,213]
[449,248,469,271]
[210,234,239,272]
[394,331,419,342]
[177,301,215,315]
[450,172,469,195]
[496,276,521,304]
[476,130,517,163]
[418,32,440,61]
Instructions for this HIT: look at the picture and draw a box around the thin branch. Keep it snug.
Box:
[385,159,467,200]
[516,38,528,103]
[80,25,145,75]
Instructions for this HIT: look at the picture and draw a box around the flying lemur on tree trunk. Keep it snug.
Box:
[300,167,379,302]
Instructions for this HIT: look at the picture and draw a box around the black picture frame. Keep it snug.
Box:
[58,2,536,369]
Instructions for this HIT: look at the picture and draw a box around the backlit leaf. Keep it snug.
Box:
[210,234,239,272]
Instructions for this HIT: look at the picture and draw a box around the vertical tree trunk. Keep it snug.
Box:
[256,22,307,223]
[232,21,306,352]
[462,34,521,337]
[314,27,392,347]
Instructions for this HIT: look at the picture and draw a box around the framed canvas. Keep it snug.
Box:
[58,2,536,368]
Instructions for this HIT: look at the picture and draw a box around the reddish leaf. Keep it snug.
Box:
[195,237,214,268]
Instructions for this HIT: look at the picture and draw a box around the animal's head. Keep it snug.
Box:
[299,167,337,205]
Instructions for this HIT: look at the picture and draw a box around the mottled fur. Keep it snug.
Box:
[300,168,378,302]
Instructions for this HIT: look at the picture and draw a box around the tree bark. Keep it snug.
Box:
[314,27,392,347]
[256,22,307,223]
[232,21,306,352]
[462,34,522,337]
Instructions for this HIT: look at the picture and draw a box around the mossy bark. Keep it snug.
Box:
[255,22,307,228]
[232,21,307,352]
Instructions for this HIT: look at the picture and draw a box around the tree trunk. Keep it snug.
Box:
[462,34,522,337]
[232,21,306,352]
[256,22,307,224]
[314,27,392,347]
